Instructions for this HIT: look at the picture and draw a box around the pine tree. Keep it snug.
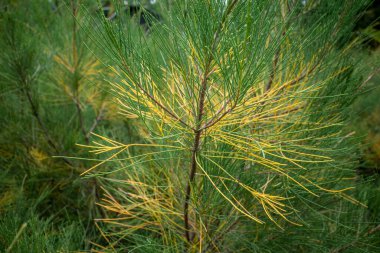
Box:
[80,0,378,252]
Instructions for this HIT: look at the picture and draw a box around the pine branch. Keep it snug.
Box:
[70,0,89,144]
[22,78,73,167]
[265,49,280,92]
[74,95,89,144]
[183,0,239,244]
[86,103,105,139]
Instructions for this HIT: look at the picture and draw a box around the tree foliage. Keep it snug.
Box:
[80,0,379,252]
[0,0,379,252]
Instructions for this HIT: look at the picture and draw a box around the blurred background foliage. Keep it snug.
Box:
[0,0,379,252]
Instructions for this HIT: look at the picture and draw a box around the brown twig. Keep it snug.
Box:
[358,67,380,90]
[265,0,295,92]
[23,85,73,166]
[25,88,59,153]
[199,102,237,131]
[265,49,280,92]
[70,0,89,144]
[71,0,78,69]
[367,224,380,235]
[183,0,239,245]
[184,58,211,242]
[86,104,105,139]
[74,96,89,143]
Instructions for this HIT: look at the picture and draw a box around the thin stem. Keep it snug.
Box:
[266,1,293,92]
[139,87,193,130]
[71,0,78,69]
[184,129,202,242]
[23,84,73,166]
[86,104,105,139]
[184,63,210,242]
[25,88,58,153]
[367,224,380,235]
[183,0,239,245]
[71,0,88,144]
[74,96,89,143]
[265,49,280,92]
[199,100,237,131]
